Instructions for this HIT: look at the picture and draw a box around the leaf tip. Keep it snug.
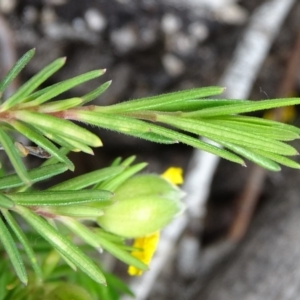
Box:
[68,162,75,172]
[99,69,106,76]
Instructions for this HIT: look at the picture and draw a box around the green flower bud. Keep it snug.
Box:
[97,174,185,238]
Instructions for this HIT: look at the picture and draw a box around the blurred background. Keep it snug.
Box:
[1,0,300,299]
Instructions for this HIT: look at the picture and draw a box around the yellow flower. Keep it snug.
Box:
[128,167,183,276]
[161,167,183,184]
[128,232,160,276]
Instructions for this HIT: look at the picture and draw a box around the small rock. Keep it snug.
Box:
[162,53,185,77]
[176,33,198,55]
[41,7,57,25]
[140,26,157,48]
[110,25,138,54]
[23,6,39,24]
[214,4,248,25]
[188,22,209,42]
[85,9,107,32]
[72,18,87,32]
[0,0,16,14]
[161,13,182,35]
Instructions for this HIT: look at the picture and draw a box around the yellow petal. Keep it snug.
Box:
[161,167,183,185]
[128,231,160,276]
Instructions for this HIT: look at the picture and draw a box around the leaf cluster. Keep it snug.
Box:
[0,49,299,298]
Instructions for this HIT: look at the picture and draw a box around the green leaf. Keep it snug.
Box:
[81,80,112,105]
[105,272,134,297]
[1,209,43,279]
[0,57,66,112]
[38,97,83,113]
[0,49,35,94]
[94,229,147,271]
[21,69,106,108]
[0,214,27,284]
[212,115,300,134]
[48,166,124,191]
[0,163,68,190]
[46,134,94,155]
[220,142,281,171]
[245,147,300,169]
[7,190,113,206]
[80,111,245,164]
[99,86,225,113]
[157,115,298,156]
[119,155,136,167]
[95,162,147,191]
[126,131,177,144]
[11,120,74,170]
[0,127,30,184]
[0,194,14,209]
[43,132,85,152]
[184,98,300,118]
[205,118,299,141]
[45,205,104,219]
[15,206,106,285]
[137,98,250,112]
[59,217,102,249]
[14,111,102,147]
[47,283,93,300]
[41,147,70,167]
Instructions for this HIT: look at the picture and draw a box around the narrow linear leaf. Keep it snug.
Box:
[0,127,30,184]
[43,132,82,152]
[59,217,102,249]
[2,209,43,279]
[184,98,300,118]
[205,119,299,141]
[0,49,35,94]
[38,98,83,113]
[21,69,106,107]
[8,190,113,206]
[78,111,244,165]
[246,147,300,169]
[120,156,136,167]
[99,86,225,113]
[157,115,298,156]
[11,120,74,170]
[127,131,177,144]
[94,229,147,271]
[212,115,300,134]
[0,214,27,284]
[14,110,102,147]
[48,166,124,191]
[82,80,112,105]
[219,141,281,171]
[46,205,104,219]
[136,98,250,112]
[111,157,122,166]
[105,273,135,297]
[52,135,94,154]
[42,147,70,167]
[0,194,14,209]
[76,110,175,144]
[1,57,66,112]
[15,206,106,285]
[0,163,68,190]
[96,163,147,191]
